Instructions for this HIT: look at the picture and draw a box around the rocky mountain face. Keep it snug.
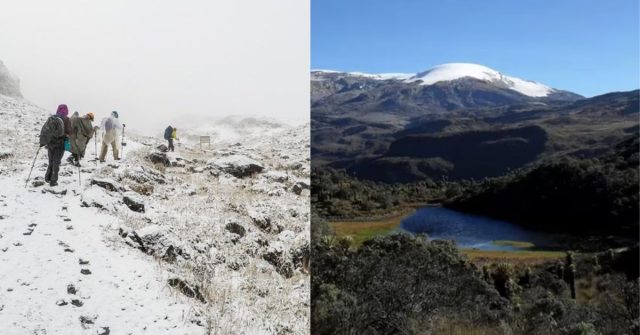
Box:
[312,64,638,183]
[0,60,22,98]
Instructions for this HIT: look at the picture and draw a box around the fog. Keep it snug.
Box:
[0,0,309,135]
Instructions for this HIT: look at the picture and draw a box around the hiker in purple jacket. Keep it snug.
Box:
[44,104,71,186]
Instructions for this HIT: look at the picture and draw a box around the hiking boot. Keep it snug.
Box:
[99,159,105,163]
[49,181,58,187]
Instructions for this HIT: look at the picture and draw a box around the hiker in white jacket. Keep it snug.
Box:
[99,111,122,162]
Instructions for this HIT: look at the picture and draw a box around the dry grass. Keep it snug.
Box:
[491,240,535,249]
[462,248,564,266]
[329,207,415,246]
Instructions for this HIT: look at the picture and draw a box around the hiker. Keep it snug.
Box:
[40,104,72,186]
[164,125,178,152]
[68,112,95,166]
[99,111,122,162]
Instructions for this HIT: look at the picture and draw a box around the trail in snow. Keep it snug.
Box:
[0,151,203,335]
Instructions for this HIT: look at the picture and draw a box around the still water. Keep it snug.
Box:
[400,207,561,251]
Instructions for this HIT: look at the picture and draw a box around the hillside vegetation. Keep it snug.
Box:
[311,216,639,335]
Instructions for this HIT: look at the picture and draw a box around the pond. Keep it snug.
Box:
[400,207,563,251]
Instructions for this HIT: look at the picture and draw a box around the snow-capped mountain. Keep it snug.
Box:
[311,63,582,111]
[312,63,581,102]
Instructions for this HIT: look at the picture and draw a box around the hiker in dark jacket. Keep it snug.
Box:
[164,126,175,152]
[68,112,95,166]
[44,104,71,186]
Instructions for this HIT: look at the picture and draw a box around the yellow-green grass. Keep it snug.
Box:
[330,219,400,246]
[462,248,564,265]
[491,240,535,249]
[329,208,415,246]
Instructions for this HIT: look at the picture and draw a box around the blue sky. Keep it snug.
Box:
[312,0,639,97]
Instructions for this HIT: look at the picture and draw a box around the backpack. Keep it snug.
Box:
[39,115,64,147]
[105,118,114,131]
[164,126,173,140]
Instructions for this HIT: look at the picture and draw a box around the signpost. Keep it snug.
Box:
[199,136,211,149]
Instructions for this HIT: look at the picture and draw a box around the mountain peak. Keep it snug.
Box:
[408,63,554,97]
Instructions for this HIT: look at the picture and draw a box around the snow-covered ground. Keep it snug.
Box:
[0,94,310,334]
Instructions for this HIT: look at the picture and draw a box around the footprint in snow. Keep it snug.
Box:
[67,284,77,294]
[23,224,36,236]
[79,315,97,329]
[58,241,74,253]
[97,327,111,335]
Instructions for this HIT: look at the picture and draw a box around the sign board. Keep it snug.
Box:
[199,136,211,149]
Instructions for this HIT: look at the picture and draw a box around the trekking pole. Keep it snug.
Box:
[94,132,98,166]
[121,124,126,158]
[25,146,43,188]
[78,164,81,186]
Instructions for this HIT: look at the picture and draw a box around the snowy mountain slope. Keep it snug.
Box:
[408,63,553,97]
[168,115,291,146]
[0,92,310,334]
[312,69,413,81]
[0,95,48,173]
[0,61,22,98]
[312,63,564,97]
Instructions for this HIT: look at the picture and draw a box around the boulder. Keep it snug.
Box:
[264,171,288,183]
[148,152,170,167]
[31,179,45,187]
[209,155,264,178]
[123,192,145,213]
[262,241,294,278]
[225,221,246,237]
[247,208,282,233]
[0,149,12,160]
[124,166,166,184]
[41,187,68,196]
[168,278,206,303]
[80,187,118,211]
[291,180,310,195]
[126,225,188,263]
[188,166,205,173]
[90,177,120,192]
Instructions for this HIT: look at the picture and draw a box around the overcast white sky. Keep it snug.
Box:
[0,0,309,135]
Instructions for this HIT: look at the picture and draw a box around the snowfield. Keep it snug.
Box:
[0,94,310,334]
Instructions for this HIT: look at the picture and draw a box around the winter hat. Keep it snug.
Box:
[111,111,119,118]
[56,104,69,117]
[86,112,94,121]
